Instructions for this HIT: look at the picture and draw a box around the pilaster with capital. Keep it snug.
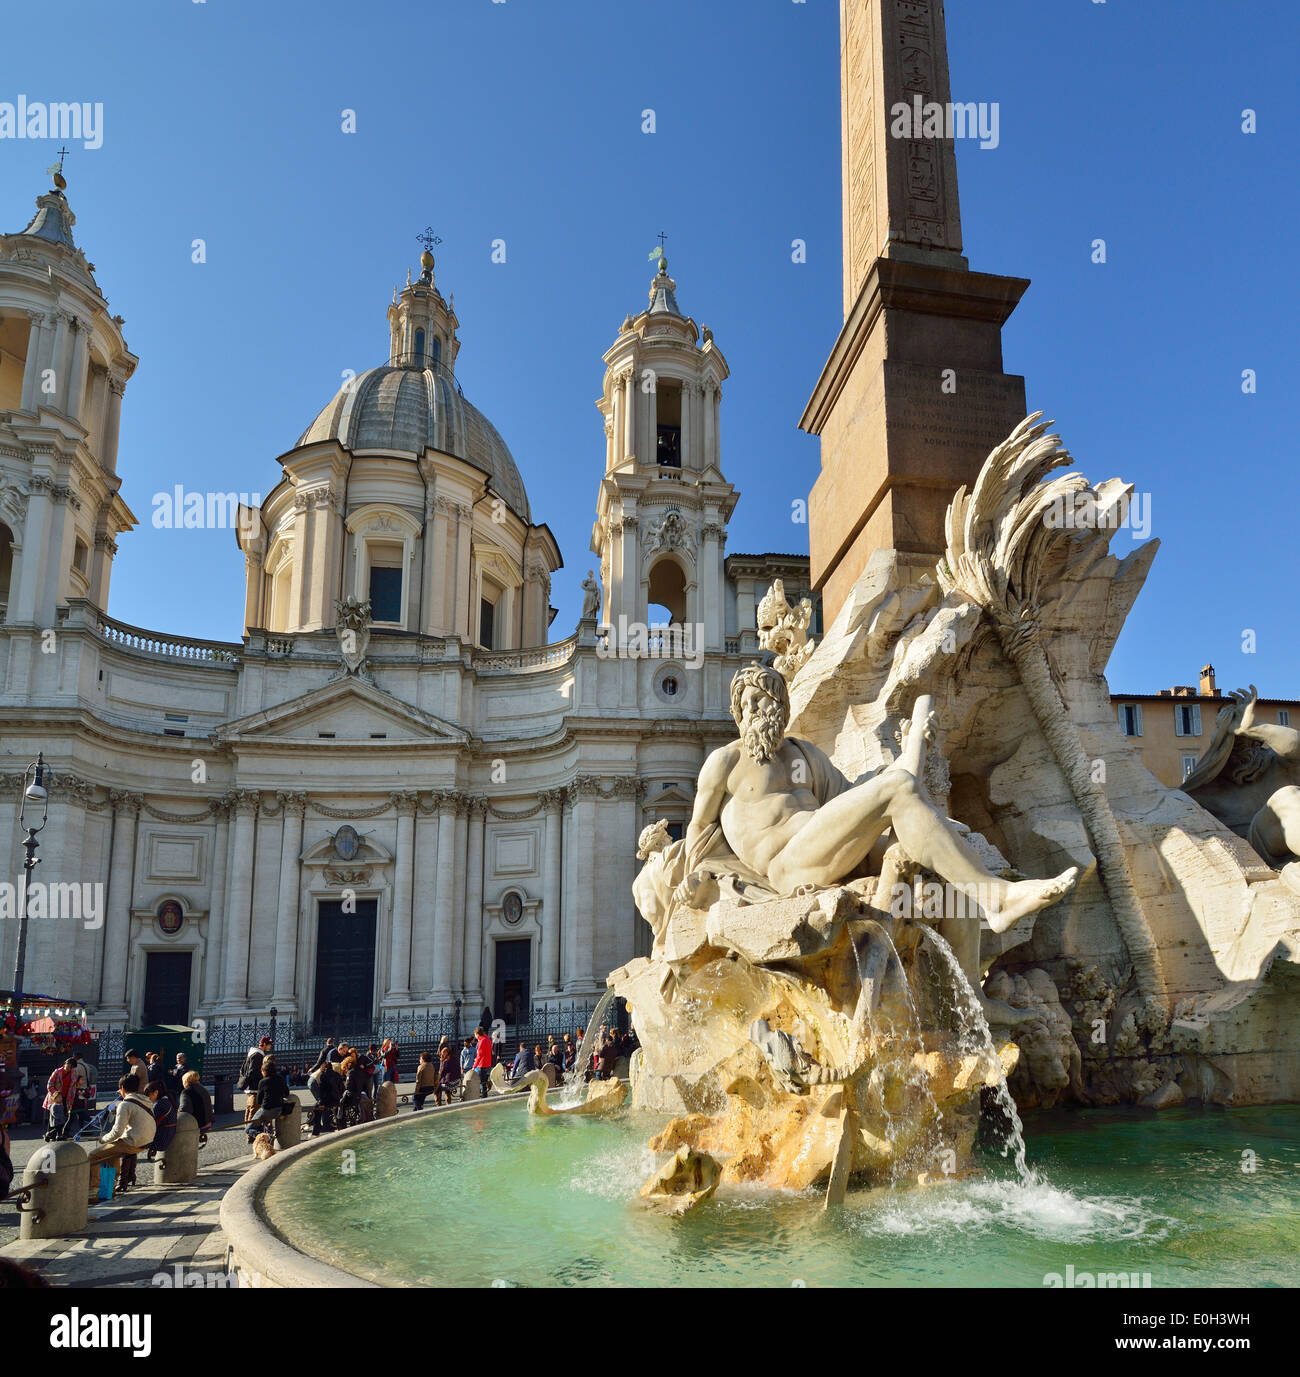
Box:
[461,797,488,1003]
[384,790,420,1002]
[410,792,442,999]
[217,790,259,1011]
[200,794,234,1009]
[99,791,143,1019]
[270,792,307,1007]
[429,789,462,1000]
[562,777,600,993]
[537,788,565,995]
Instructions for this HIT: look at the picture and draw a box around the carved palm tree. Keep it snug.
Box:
[938,413,1167,1011]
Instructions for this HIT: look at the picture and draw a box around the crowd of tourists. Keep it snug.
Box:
[0,1014,640,1197]
[71,1048,215,1197]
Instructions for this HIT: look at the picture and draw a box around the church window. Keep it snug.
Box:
[661,675,678,697]
[431,336,441,368]
[414,328,425,366]
[367,540,404,623]
[479,595,496,648]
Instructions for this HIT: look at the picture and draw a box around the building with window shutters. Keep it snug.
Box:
[1111,665,1299,789]
[0,175,813,1032]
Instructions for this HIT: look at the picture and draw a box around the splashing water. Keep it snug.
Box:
[856,924,948,1186]
[559,988,617,1105]
[921,926,1033,1182]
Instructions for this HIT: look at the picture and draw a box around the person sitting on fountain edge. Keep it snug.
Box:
[638,663,1077,942]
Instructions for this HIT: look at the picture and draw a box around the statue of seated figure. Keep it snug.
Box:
[1185,685,1300,895]
[634,664,1079,953]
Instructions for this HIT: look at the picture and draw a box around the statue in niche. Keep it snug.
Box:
[635,663,1078,943]
[580,570,601,621]
[1184,685,1300,895]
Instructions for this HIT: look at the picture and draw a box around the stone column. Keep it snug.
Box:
[10,477,52,623]
[98,791,141,1021]
[242,551,263,632]
[616,514,639,632]
[270,792,306,1008]
[461,798,487,1005]
[679,379,693,467]
[623,369,636,461]
[19,311,48,412]
[102,373,126,475]
[385,791,418,1002]
[410,798,440,999]
[90,532,117,611]
[433,497,454,634]
[47,312,70,413]
[701,522,725,650]
[563,777,599,995]
[454,503,473,641]
[537,789,563,995]
[429,791,459,1003]
[200,797,232,1009]
[67,318,89,424]
[217,791,258,1012]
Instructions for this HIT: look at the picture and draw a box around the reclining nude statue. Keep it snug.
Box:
[636,663,1079,958]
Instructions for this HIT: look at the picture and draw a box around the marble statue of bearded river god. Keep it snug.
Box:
[611,657,1077,1203]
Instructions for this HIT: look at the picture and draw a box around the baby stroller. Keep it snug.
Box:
[74,1103,114,1143]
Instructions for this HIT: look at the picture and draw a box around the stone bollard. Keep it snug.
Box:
[20,1139,89,1240]
[375,1082,397,1119]
[158,1112,199,1183]
[276,1096,303,1147]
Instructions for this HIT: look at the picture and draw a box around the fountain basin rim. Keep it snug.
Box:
[220,1093,528,1289]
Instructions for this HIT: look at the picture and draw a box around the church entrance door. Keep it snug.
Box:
[142,951,191,1026]
[314,899,377,1030]
[494,938,531,1027]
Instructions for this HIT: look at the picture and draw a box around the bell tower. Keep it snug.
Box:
[590,252,736,650]
[0,165,137,629]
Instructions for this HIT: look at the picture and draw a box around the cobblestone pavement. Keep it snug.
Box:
[0,1112,253,1254]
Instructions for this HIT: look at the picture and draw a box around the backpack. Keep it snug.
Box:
[236,1051,262,1091]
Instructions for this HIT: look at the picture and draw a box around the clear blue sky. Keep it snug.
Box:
[3,0,1296,695]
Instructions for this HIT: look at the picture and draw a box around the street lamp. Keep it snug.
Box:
[11,752,49,1003]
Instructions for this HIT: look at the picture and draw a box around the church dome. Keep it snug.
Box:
[297,361,531,522]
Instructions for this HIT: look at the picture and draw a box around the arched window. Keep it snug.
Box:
[431,336,441,368]
[647,559,687,625]
[413,329,426,366]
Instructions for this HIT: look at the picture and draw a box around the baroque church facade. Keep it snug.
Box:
[0,175,810,1032]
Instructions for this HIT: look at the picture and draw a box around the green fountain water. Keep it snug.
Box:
[261,1102,1300,1288]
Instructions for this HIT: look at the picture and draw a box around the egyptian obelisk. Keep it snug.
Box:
[801,0,1029,625]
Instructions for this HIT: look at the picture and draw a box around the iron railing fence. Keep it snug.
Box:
[91,1001,616,1083]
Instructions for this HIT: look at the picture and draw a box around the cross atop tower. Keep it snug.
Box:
[47,147,70,190]
[416,227,442,254]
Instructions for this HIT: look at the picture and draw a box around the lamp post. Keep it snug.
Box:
[12,752,49,1004]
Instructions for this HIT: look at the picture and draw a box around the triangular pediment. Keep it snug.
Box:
[215,677,467,746]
